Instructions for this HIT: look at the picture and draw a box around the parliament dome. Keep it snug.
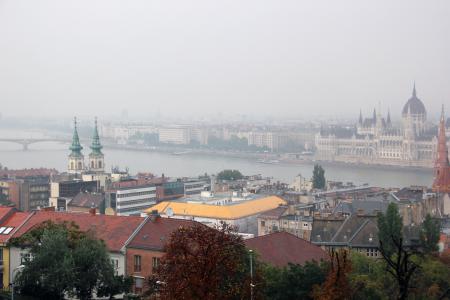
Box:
[402,84,426,116]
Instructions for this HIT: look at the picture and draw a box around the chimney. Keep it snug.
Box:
[89,208,96,216]
[150,210,160,222]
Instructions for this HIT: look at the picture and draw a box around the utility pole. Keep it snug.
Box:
[249,249,254,300]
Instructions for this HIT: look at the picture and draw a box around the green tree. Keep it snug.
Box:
[411,255,450,299]
[11,221,127,300]
[312,164,326,190]
[419,214,440,254]
[377,202,403,257]
[349,251,450,300]
[349,251,393,300]
[377,203,420,300]
[263,261,327,300]
[13,224,75,299]
[97,275,133,299]
[71,235,115,300]
[217,169,244,181]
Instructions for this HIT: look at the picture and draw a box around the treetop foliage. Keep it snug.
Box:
[312,164,326,190]
[217,169,244,181]
[152,222,263,300]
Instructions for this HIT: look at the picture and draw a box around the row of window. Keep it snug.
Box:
[260,220,310,228]
[133,255,160,273]
[91,161,103,169]
[29,193,49,199]
[117,204,155,213]
[118,198,156,207]
[184,183,204,189]
[117,190,156,198]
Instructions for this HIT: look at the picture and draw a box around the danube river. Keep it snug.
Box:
[0,139,433,188]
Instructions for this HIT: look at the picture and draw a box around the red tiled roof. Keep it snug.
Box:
[127,217,197,251]
[0,210,32,244]
[0,168,58,178]
[245,231,328,267]
[109,177,163,191]
[12,211,144,252]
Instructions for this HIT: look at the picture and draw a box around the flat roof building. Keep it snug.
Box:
[146,195,286,235]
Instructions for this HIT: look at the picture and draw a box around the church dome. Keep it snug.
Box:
[402,84,426,116]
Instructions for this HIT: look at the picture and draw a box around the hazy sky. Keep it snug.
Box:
[1,0,449,120]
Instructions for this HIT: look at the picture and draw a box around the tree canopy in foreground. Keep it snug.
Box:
[10,221,131,300]
[151,222,263,300]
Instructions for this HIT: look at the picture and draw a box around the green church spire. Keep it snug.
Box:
[70,117,83,157]
[90,117,103,156]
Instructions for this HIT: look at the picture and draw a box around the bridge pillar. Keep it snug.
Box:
[22,143,29,151]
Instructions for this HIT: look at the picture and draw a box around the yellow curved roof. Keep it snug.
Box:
[146,196,287,220]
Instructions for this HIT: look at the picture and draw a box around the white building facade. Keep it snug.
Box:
[115,184,157,216]
[315,85,439,167]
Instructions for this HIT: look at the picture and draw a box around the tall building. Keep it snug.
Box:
[106,183,157,216]
[88,118,105,173]
[0,176,50,211]
[432,106,450,193]
[68,117,85,174]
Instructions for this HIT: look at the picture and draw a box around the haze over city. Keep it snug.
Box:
[2,1,450,299]
[1,0,450,120]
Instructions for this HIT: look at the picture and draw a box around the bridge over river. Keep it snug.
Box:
[0,138,71,150]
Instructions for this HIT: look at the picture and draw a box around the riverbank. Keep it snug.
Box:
[102,143,434,172]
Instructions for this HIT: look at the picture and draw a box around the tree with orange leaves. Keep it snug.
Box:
[312,249,352,300]
[153,222,263,300]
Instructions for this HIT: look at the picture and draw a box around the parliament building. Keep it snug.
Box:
[315,84,449,167]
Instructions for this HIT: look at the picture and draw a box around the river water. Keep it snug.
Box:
[0,133,433,188]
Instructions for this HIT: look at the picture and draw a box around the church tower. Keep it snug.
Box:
[88,117,105,173]
[432,106,450,193]
[68,117,85,174]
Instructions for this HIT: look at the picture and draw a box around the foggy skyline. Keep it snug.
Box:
[1,0,449,120]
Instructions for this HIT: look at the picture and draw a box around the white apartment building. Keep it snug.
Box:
[183,179,208,196]
[190,127,209,145]
[158,126,192,145]
[114,184,157,216]
[100,123,158,142]
[100,123,130,141]
[248,132,289,151]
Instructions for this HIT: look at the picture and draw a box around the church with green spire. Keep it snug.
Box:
[68,117,85,174]
[68,117,105,174]
[88,117,105,173]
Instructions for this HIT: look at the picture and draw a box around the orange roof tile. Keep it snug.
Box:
[146,196,287,220]
[0,210,32,244]
[12,211,144,252]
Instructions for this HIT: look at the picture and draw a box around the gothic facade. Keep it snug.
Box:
[315,85,442,167]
